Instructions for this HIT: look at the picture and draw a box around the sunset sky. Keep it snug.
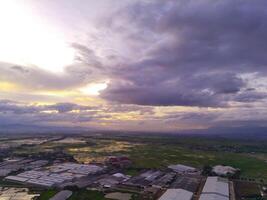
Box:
[1,0,267,133]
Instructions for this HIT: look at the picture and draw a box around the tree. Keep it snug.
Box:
[202,165,212,176]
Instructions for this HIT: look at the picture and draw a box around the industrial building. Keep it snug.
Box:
[94,173,130,188]
[199,176,229,200]
[159,189,193,200]
[168,164,197,174]
[0,158,48,177]
[50,190,73,200]
[170,176,200,193]
[105,192,132,200]
[212,165,239,176]
[5,163,104,188]
[123,170,164,189]
[152,172,176,188]
[106,156,132,168]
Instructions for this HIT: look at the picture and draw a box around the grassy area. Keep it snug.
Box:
[124,168,142,176]
[8,135,267,181]
[235,181,260,198]
[37,189,58,200]
[66,139,140,163]
[126,142,267,180]
[68,190,106,200]
[58,136,267,180]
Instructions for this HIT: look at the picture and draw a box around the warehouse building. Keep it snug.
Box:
[123,170,164,189]
[5,163,104,188]
[50,190,72,200]
[170,176,200,193]
[168,164,197,174]
[212,165,239,176]
[199,176,229,200]
[106,156,132,168]
[159,189,193,200]
[94,173,130,188]
[152,172,176,188]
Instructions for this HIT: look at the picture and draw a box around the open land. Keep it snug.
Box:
[0,133,265,200]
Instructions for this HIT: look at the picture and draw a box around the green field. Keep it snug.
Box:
[37,189,58,200]
[4,135,267,181]
[127,143,267,180]
[64,135,267,181]
[68,190,106,200]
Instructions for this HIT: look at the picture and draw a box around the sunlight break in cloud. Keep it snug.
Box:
[79,81,109,96]
[0,1,75,73]
[1,0,267,133]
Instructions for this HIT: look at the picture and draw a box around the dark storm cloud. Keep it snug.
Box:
[0,99,39,114]
[165,112,219,122]
[100,0,267,107]
[45,103,94,113]
[103,104,155,115]
[0,100,152,127]
[163,111,220,127]
[71,43,103,69]
[0,100,94,114]
[102,72,245,107]
[0,100,104,128]
[234,90,267,103]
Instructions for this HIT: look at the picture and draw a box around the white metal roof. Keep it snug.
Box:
[168,164,196,172]
[159,189,193,200]
[4,163,104,188]
[199,193,228,200]
[200,177,229,200]
[212,165,237,176]
[5,175,29,182]
[50,190,73,200]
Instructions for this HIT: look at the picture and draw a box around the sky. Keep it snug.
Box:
[1,0,267,133]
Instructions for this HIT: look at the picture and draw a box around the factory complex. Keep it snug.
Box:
[0,155,258,200]
[2,161,236,200]
[5,163,104,187]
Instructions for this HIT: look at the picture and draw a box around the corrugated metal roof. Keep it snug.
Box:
[159,189,193,200]
[168,164,196,173]
[5,175,29,182]
[199,193,228,200]
[49,190,72,200]
[199,176,229,200]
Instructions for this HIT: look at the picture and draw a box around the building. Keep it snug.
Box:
[106,156,132,168]
[159,189,193,200]
[212,165,239,176]
[5,163,104,188]
[95,173,130,189]
[105,192,132,200]
[168,164,197,174]
[152,172,176,188]
[50,190,72,200]
[199,176,229,200]
[170,176,200,193]
[142,186,162,199]
[122,170,164,190]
